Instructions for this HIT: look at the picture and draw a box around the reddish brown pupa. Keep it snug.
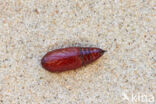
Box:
[41,47,106,72]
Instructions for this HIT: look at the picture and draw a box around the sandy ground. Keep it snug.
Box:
[0,0,155,104]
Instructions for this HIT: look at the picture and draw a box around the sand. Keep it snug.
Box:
[0,0,155,104]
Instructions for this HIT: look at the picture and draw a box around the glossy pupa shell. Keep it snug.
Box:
[41,47,106,72]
